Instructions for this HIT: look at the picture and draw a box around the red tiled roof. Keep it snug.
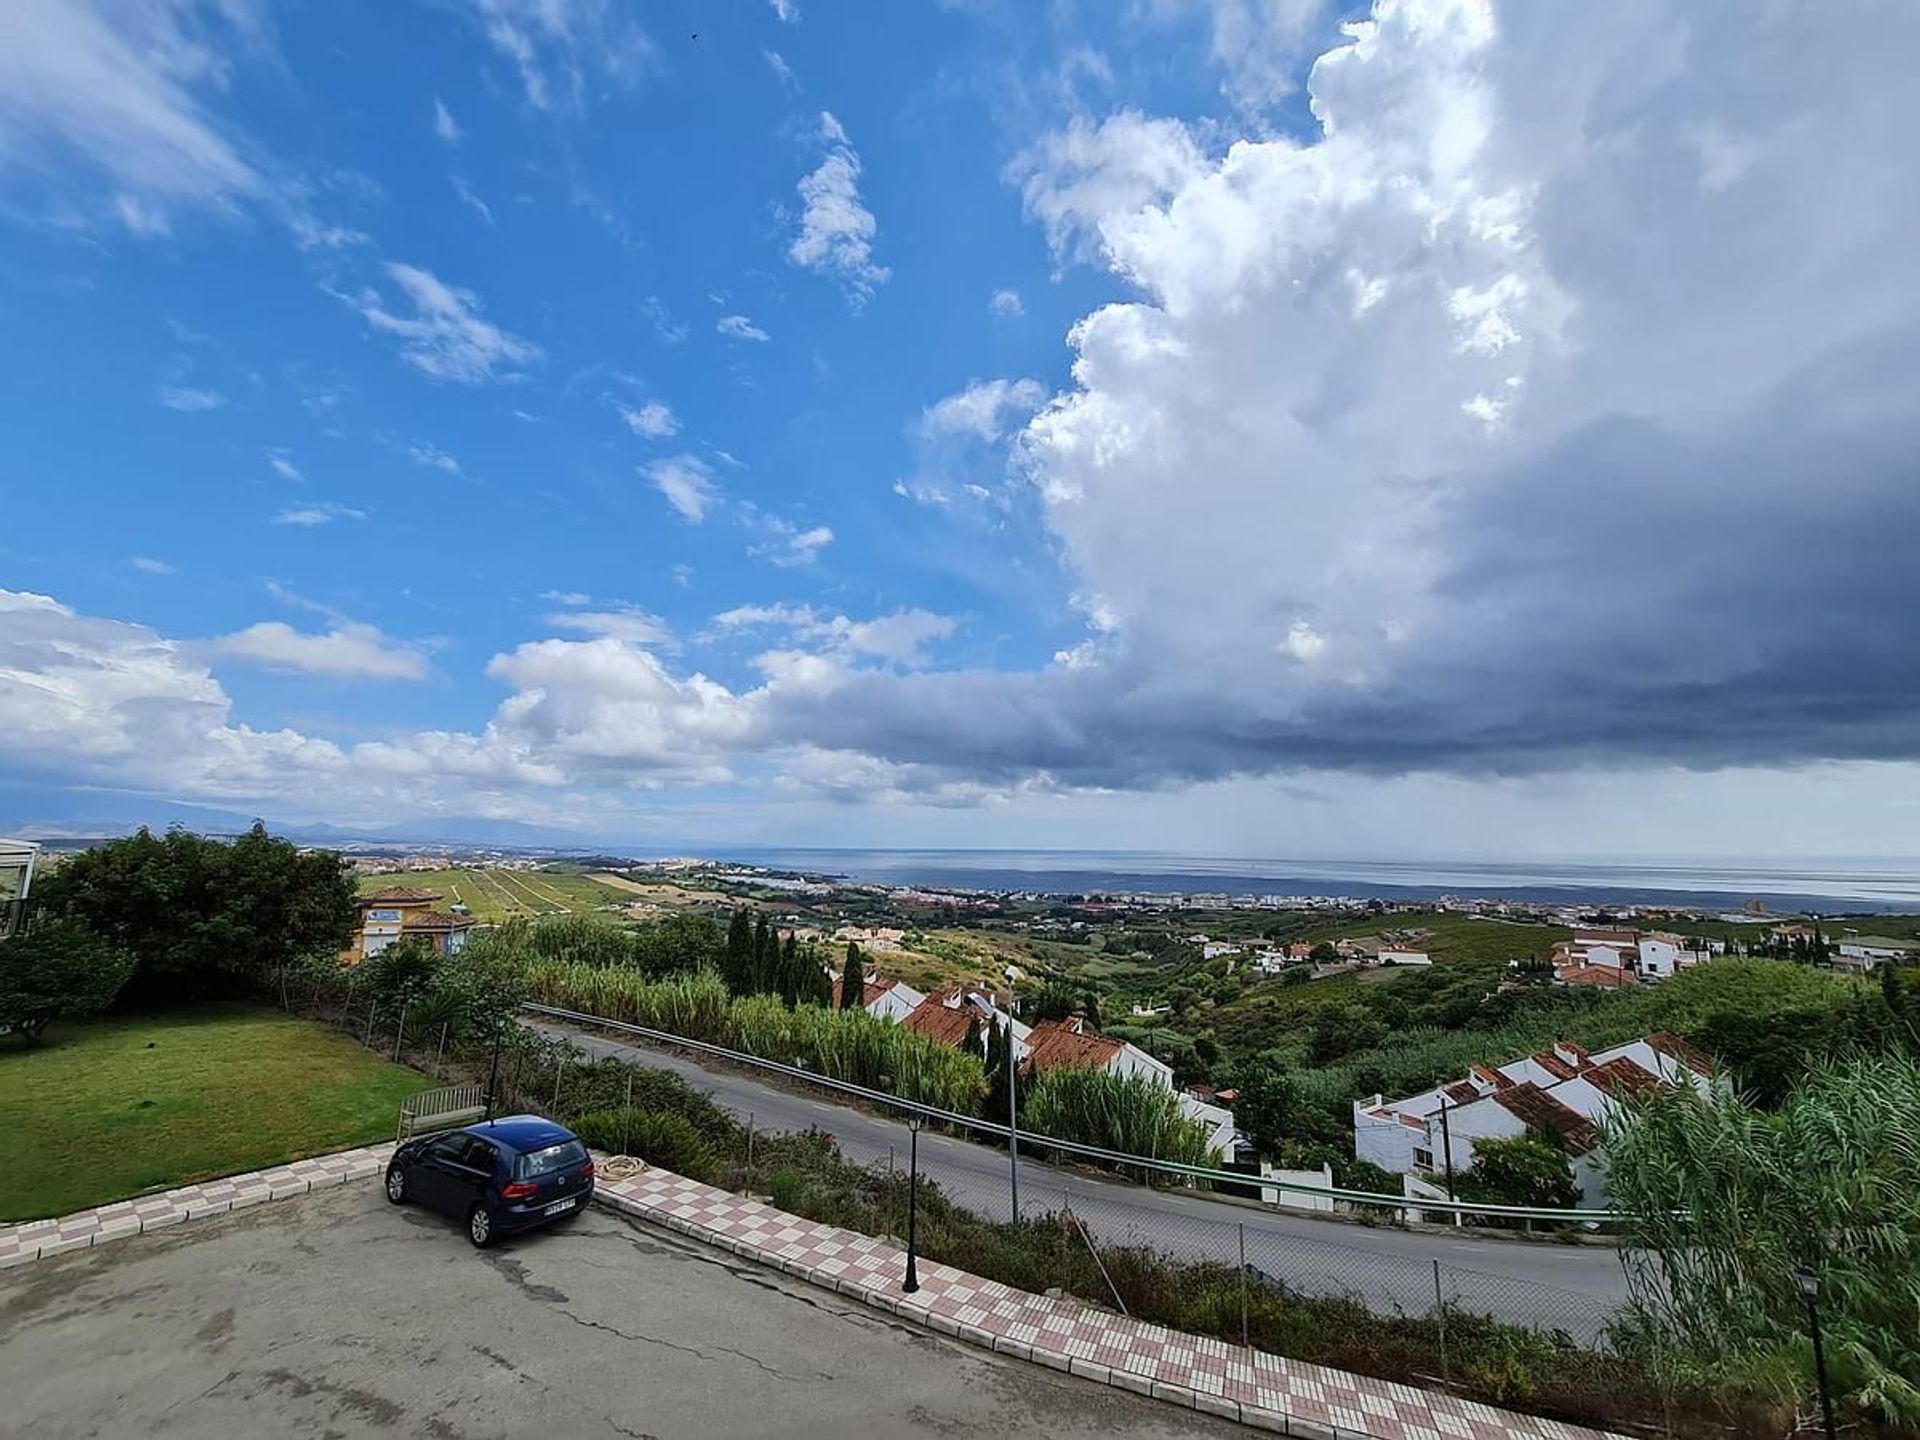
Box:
[832,975,897,1010]
[901,998,977,1048]
[1493,1083,1600,1156]
[1530,1051,1579,1082]
[361,886,442,904]
[401,908,475,931]
[1443,1081,1480,1105]
[1585,1056,1659,1098]
[1022,1020,1126,1074]
[1470,1064,1514,1091]
[1646,1031,1715,1077]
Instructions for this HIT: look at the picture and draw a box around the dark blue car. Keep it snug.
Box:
[385,1115,595,1248]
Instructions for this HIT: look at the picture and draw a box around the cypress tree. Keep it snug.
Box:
[963,1012,982,1056]
[752,914,774,995]
[839,941,866,1011]
[724,908,753,994]
[778,932,802,1007]
[811,945,834,1007]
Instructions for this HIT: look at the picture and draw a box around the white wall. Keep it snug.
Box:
[1261,1162,1334,1212]
[1109,1040,1174,1088]
[868,982,925,1022]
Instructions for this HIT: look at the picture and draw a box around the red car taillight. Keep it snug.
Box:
[501,1181,538,1201]
[580,1161,595,1180]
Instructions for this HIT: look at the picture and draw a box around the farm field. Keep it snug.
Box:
[356,867,627,922]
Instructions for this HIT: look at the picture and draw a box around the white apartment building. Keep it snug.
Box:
[1352,1033,1714,1206]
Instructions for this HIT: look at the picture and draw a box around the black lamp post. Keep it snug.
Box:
[483,1022,503,1121]
[1795,1264,1837,1440]
[903,1112,923,1294]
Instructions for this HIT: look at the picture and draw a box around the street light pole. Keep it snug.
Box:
[483,1023,503,1121]
[904,1113,923,1294]
[1007,1020,1022,1225]
[1795,1265,1837,1440]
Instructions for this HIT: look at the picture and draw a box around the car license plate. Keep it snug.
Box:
[543,1197,576,1216]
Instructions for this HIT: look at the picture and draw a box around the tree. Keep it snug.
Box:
[962,1012,982,1055]
[751,914,774,996]
[1080,990,1102,1030]
[1454,1135,1581,1213]
[1308,941,1339,963]
[1232,1068,1347,1154]
[776,932,803,1007]
[43,824,355,1004]
[724,908,753,994]
[361,936,440,1010]
[1306,1004,1387,1064]
[0,917,136,1044]
[838,941,865,1011]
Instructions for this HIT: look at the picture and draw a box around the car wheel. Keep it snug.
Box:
[467,1204,496,1248]
[384,1165,407,1205]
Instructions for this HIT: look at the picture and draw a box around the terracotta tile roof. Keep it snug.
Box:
[832,975,897,1010]
[361,886,443,904]
[901,996,977,1048]
[1022,1020,1125,1074]
[1646,1031,1715,1077]
[1530,1051,1579,1082]
[1493,1083,1600,1156]
[1575,928,1638,944]
[1470,1064,1514,1091]
[1585,1056,1660,1098]
[1443,1081,1481,1105]
[401,908,474,931]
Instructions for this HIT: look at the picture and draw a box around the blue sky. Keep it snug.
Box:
[5,1,1920,858]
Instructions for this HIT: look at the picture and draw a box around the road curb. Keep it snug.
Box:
[0,1143,395,1268]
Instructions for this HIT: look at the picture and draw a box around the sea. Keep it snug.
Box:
[701,849,1920,914]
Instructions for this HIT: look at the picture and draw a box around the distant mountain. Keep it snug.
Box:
[0,782,603,853]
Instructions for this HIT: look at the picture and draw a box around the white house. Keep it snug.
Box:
[1635,932,1683,979]
[835,975,928,1023]
[1834,935,1920,971]
[1352,1033,1714,1206]
[0,837,37,940]
[1201,940,1243,961]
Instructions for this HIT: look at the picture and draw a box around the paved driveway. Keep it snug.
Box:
[0,1180,1248,1440]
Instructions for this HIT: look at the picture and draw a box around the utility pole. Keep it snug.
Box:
[1006,1014,1022,1224]
[1438,1097,1457,1206]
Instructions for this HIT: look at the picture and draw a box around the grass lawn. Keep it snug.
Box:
[357,867,631,922]
[0,1007,434,1221]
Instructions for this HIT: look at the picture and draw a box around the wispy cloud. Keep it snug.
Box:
[989,287,1025,317]
[211,620,430,680]
[789,112,888,306]
[451,174,494,225]
[267,450,303,482]
[749,516,835,569]
[156,385,227,412]
[407,441,461,474]
[763,50,798,90]
[433,95,462,143]
[129,556,175,576]
[345,262,539,383]
[457,0,659,112]
[717,314,769,342]
[273,503,366,527]
[769,0,800,24]
[615,399,678,439]
[645,455,720,523]
[544,604,675,647]
[644,296,688,345]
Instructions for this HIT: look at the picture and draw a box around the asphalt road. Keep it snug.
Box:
[539,1022,1630,1338]
[0,1181,1250,1440]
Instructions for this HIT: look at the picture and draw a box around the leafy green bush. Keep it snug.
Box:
[551,1058,741,1145]
[0,917,136,1044]
[765,1165,807,1212]
[570,1108,718,1182]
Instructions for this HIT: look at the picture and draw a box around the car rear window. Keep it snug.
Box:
[515,1139,588,1179]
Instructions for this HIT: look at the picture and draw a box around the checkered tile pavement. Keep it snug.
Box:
[0,1143,394,1269]
[3,1145,1622,1440]
[595,1167,1627,1440]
